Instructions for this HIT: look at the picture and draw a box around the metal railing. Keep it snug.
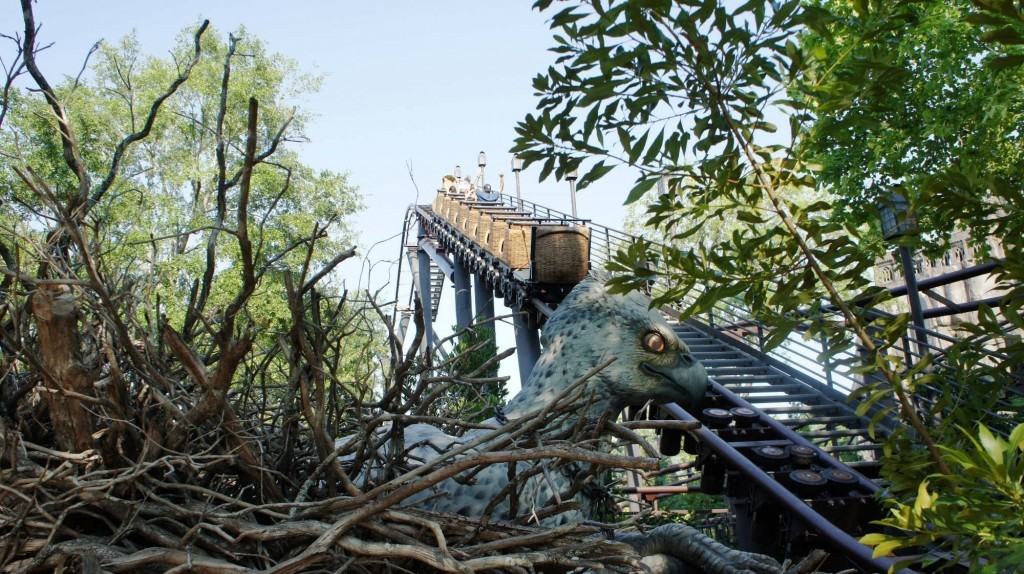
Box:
[496,194,635,270]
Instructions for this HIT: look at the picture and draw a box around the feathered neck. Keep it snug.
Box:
[502,352,620,420]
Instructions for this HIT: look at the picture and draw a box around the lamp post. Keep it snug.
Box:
[567,168,578,218]
[878,192,929,362]
[477,151,487,189]
[511,156,524,208]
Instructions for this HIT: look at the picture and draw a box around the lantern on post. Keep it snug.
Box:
[878,192,917,240]
[876,191,928,361]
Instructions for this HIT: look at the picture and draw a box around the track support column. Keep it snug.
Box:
[513,307,541,384]
[417,222,434,354]
[473,274,494,323]
[453,258,472,329]
[897,245,930,362]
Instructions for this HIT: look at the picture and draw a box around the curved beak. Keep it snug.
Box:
[640,352,709,411]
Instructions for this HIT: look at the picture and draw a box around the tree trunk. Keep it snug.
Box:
[32,284,94,452]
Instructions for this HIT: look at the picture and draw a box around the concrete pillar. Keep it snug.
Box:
[513,307,541,385]
[417,222,434,354]
[473,274,495,322]
[453,258,472,329]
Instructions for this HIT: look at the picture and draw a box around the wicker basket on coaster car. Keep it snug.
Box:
[432,190,444,214]
[433,190,459,221]
[479,211,535,253]
[442,191,476,221]
[487,214,544,254]
[433,176,461,217]
[497,219,540,270]
[498,222,591,283]
[465,206,520,242]
[450,199,473,228]
[531,224,591,284]
[454,200,502,235]
[436,188,468,220]
[474,208,530,250]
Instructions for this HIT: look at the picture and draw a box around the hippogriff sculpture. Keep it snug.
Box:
[352,279,788,573]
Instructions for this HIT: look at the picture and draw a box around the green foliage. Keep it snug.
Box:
[1,24,372,400]
[513,0,893,395]
[970,0,1024,70]
[439,325,506,424]
[801,0,1024,258]
[863,423,1024,572]
[655,491,722,513]
[517,0,1024,569]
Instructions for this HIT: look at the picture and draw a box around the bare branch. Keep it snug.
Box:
[20,0,90,200]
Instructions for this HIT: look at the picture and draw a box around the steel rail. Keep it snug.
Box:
[660,402,906,574]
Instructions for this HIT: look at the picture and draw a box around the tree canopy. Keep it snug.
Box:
[2,25,362,342]
[802,0,1024,255]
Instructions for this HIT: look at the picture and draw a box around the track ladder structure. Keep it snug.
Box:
[660,321,888,568]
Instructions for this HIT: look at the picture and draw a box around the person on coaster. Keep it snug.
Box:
[441,174,457,193]
[457,176,474,199]
[475,182,499,202]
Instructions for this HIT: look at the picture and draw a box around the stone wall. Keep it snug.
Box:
[873,232,1005,343]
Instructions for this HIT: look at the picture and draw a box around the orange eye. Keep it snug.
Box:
[643,331,666,353]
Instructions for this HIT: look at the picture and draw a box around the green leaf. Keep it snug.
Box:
[643,130,665,164]
[1009,423,1024,452]
[859,532,889,546]
[624,177,658,205]
[852,0,869,18]
[736,210,764,224]
[575,160,615,191]
[981,26,1024,45]
[872,539,904,558]
[549,6,587,27]
[629,130,649,164]
[914,480,932,512]
[978,424,1006,466]
[617,126,631,156]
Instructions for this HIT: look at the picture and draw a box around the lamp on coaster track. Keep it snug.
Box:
[511,155,524,209]
[567,168,578,218]
[477,151,486,187]
[475,151,499,202]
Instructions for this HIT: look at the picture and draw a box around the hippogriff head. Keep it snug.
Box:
[537,279,709,412]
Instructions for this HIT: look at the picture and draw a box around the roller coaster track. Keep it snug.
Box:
[397,191,1014,574]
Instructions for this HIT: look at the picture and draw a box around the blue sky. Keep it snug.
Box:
[4,1,641,389]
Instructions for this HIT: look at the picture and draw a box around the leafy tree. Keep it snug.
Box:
[623,176,830,256]
[514,0,1023,569]
[513,0,927,444]
[864,422,1024,571]
[801,0,1024,257]
[0,12,379,485]
[1,25,369,391]
[798,2,1024,567]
